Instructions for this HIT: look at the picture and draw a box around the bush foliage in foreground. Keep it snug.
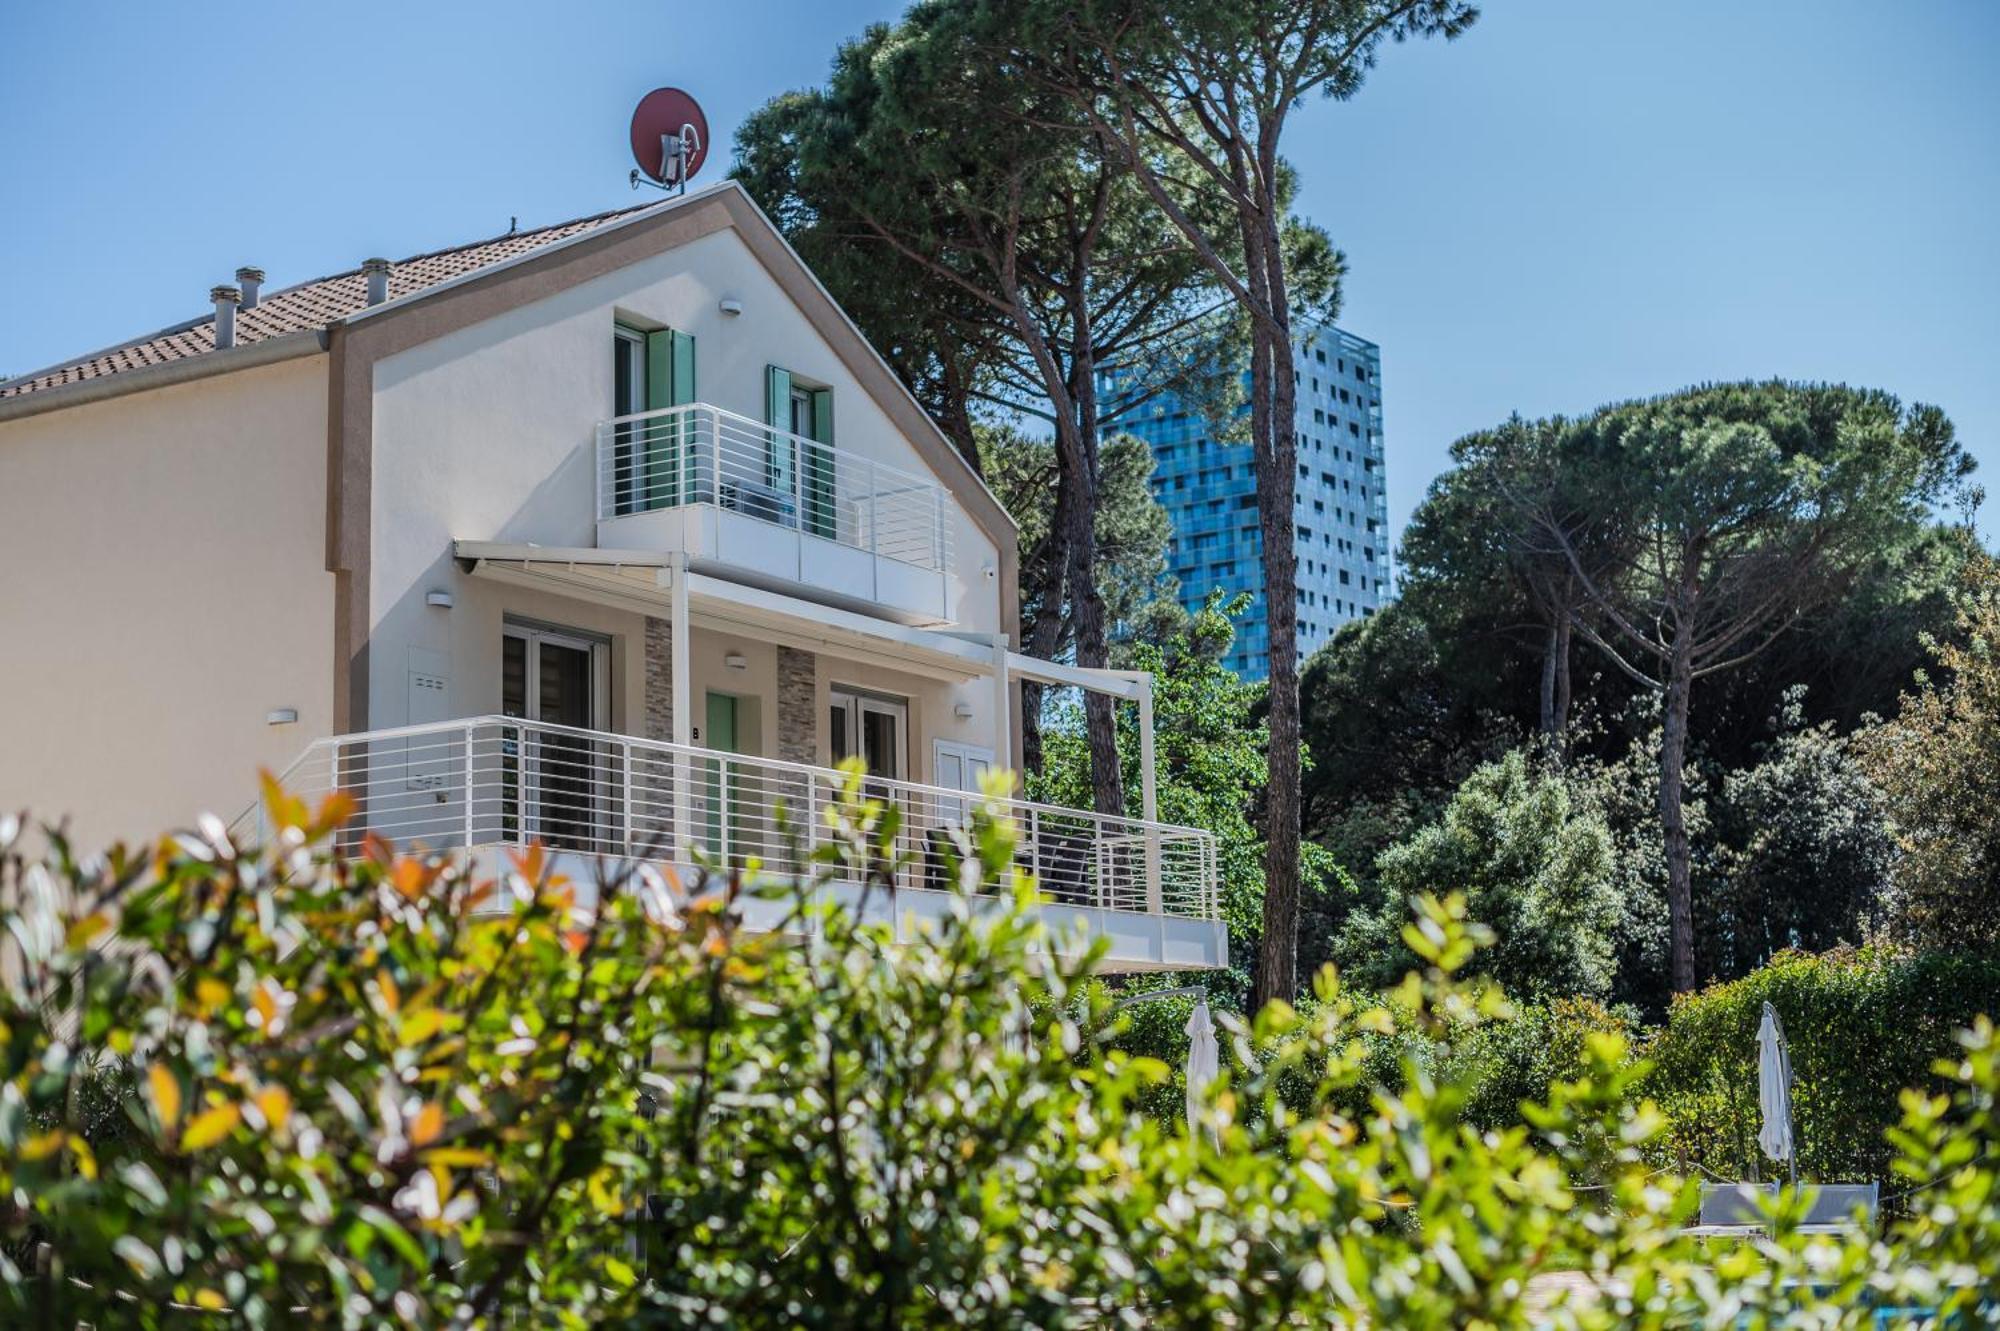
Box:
[0,777,1996,1326]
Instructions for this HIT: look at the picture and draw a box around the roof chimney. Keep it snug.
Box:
[362,257,391,307]
[210,284,241,349]
[235,266,264,310]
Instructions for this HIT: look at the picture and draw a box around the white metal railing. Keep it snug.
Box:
[595,403,955,575]
[249,717,1219,922]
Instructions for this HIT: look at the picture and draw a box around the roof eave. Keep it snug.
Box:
[331,182,733,332]
[0,329,329,425]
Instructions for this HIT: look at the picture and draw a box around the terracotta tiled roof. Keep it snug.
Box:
[1,202,659,401]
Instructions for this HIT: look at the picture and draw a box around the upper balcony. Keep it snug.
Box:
[594,403,958,626]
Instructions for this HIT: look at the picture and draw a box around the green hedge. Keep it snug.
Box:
[1644,947,2000,1185]
[1084,976,1633,1135]
[1094,949,1998,1195]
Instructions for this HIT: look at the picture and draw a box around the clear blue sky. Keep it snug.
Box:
[4,0,1995,549]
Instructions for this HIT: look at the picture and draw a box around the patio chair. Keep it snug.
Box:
[1681,1181,1880,1240]
[1682,1182,1777,1240]
[1797,1182,1878,1235]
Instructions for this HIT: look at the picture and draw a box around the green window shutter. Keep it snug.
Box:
[805,387,835,540]
[765,365,795,499]
[645,330,695,506]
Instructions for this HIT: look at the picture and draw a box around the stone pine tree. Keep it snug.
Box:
[1506,382,1973,992]
[731,88,995,472]
[990,0,1478,1006]
[1417,415,1649,762]
[735,12,1223,811]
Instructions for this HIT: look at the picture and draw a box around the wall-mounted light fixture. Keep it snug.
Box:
[426,590,455,609]
[718,297,744,317]
[266,707,299,726]
[724,651,748,671]
[953,701,975,720]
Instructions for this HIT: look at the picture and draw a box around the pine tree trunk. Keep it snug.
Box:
[989,259,1122,814]
[1017,494,1071,780]
[1541,613,1574,764]
[1066,328,1123,817]
[1661,628,1697,992]
[1539,619,1561,739]
[1065,470,1125,816]
[937,377,982,478]
[1250,210,1302,1011]
[1554,615,1573,740]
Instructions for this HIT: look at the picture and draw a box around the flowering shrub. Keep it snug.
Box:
[0,774,1995,1326]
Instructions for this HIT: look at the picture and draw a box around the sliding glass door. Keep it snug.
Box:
[501,625,607,851]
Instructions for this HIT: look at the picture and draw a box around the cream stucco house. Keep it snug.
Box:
[0,181,1222,971]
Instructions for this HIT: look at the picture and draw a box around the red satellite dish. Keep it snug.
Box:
[630,88,710,188]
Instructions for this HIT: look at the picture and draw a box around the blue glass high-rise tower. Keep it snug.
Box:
[1114,323,1388,681]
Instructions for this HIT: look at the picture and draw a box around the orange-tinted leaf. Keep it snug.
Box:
[20,1130,66,1162]
[254,1086,292,1131]
[391,858,428,900]
[399,1008,443,1045]
[315,789,356,830]
[65,912,111,948]
[410,1101,444,1148]
[148,1064,182,1128]
[251,982,277,1027]
[181,1102,240,1151]
[510,842,547,883]
[377,970,402,1014]
[259,771,309,833]
[66,1134,98,1180]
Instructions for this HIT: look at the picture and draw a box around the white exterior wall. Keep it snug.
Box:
[0,357,335,848]
[365,224,1005,775]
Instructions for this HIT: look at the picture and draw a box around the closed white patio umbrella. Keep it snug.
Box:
[1757,1001,1796,1185]
[1185,998,1220,1146]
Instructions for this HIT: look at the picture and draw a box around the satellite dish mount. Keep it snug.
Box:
[629,88,711,195]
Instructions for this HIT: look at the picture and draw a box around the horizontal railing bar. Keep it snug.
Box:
[597,402,942,494]
[253,715,1218,921]
[310,715,1210,840]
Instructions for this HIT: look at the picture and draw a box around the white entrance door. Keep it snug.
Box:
[501,625,609,850]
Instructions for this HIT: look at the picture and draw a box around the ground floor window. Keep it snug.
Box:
[829,687,906,782]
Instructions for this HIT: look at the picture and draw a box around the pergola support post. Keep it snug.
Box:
[670,551,692,863]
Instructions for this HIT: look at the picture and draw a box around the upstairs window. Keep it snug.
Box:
[765,366,835,540]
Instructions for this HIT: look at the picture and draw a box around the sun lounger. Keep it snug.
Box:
[1681,1182,1777,1239]
[1680,1181,1879,1239]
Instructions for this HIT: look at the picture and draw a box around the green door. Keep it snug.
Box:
[703,692,740,864]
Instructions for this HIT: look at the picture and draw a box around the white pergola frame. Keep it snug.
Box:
[453,541,1160,823]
